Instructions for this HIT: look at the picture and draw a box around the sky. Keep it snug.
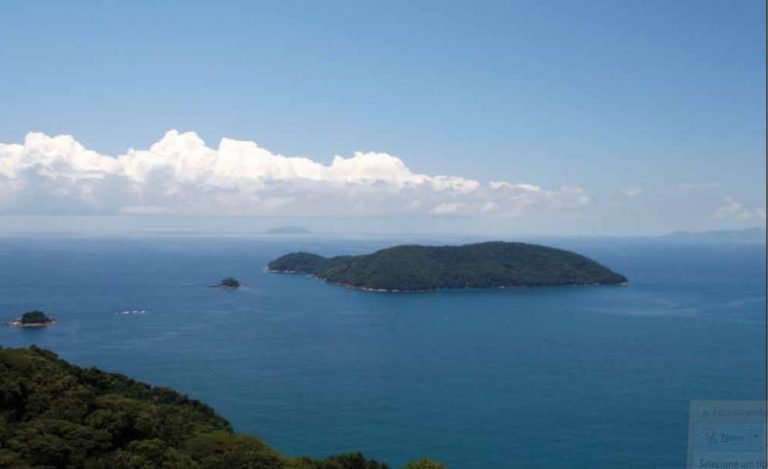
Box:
[0,0,764,236]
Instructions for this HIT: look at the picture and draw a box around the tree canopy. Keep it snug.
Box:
[19,310,52,325]
[0,346,413,468]
[219,277,240,288]
[268,241,627,291]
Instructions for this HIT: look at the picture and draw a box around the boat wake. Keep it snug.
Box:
[116,310,147,316]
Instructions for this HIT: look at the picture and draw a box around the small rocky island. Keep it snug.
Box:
[4,310,56,327]
[210,277,241,289]
[268,241,627,292]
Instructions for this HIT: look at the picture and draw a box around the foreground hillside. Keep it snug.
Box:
[268,241,627,291]
[0,346,437,469]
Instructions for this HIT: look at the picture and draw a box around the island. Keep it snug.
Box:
[3,310,55,327]
[267,241,628,292]
[209,277,240,289]
[0,345,442,468]
[661,227,766,243]
[266,226,313,235]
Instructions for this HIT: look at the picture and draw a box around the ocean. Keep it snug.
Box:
[0,236,764,468]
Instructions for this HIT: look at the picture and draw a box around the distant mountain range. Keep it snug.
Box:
[265,226,313,235]
[661,227,765,243]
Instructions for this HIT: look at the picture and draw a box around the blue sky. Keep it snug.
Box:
[0,0,764,235]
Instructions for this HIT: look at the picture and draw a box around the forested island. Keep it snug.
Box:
[0,346,441,469]
[266,226,313,235]
[3,310,55,327]
[209,277,240,289]
[268,241,627,292]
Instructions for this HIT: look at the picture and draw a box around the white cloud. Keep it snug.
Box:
[621,187,643,197]
[714,196,765,221]
[0,130,589,218]
[430,202,467,215]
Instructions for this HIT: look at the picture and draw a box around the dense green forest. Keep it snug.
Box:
[219,277,241,288]
[0,346,442,469]
[268,241,627,291]
[18,311,53,325]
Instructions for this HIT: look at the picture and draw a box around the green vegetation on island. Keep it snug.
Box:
[20,311,53,325]
[219,277,240,288]
[0,346,441,468]
[2,310,55,328]
[268,241,627,292]
[211,277,240,289]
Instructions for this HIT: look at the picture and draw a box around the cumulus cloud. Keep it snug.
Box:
[0,130,589,217]
[714,196,765,221]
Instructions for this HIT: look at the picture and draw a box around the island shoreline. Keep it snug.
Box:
[2,319,56,328]
[265,267,629,293]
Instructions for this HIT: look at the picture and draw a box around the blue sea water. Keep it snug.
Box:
[0,236,764,468]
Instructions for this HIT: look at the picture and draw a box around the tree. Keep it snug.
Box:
[0,346,402,468]
[20,310,52,324]
[219,277,240,288]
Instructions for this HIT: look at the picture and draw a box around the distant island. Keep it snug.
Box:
[0,346,441,468]
[661,227,766,243]
[266,226,313,235]
[3,310,55,327]
[267,241,627,292]
[209,277,240,289]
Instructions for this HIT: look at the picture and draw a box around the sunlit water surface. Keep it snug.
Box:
[0,236,764,468]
